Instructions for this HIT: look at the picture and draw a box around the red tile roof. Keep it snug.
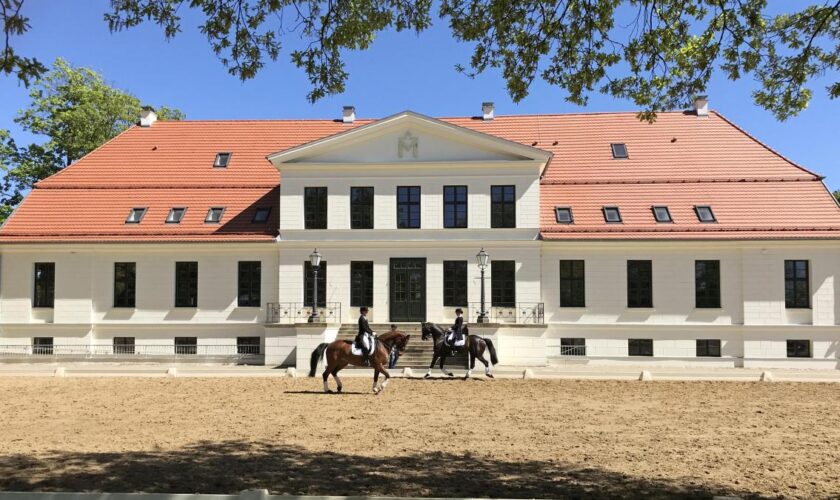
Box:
[1,110,838,243]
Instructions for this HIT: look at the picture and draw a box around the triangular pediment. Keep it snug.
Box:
[267,111,551,166]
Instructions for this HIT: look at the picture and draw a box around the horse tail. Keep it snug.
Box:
[308,343,329,377]
[484,338,499,365]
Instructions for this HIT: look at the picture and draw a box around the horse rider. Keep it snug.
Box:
[448,308,465,355]
[388,324,401,369]
[356,306,375,366]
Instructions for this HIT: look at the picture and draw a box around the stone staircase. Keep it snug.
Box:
[335,323,468,369]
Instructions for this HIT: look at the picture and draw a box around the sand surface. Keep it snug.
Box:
[0,377,838,499]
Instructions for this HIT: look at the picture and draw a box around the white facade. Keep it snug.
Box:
[1,112,838,369]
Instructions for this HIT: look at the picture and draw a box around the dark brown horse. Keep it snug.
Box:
[421,322,498,378]
[308,331,410,394]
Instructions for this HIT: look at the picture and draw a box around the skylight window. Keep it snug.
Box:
[205,207,225,223]
[695,205,717,223]
[554,207,573,224]
[166,207,186,224]
[603,206,622,223]
[652,206,672,223]
[125,207,147,224]
[252,207,271,223]
[213,152,232,168]
[611,143,629,159]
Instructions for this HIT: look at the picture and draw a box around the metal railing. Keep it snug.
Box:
[558,345,587,356]
[0,344,261,359]
[266,302,342,324]
[467,302,545,324]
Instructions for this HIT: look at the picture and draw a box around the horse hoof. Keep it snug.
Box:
[446,372,454,377]
[486,374,494,378]
[325,389,334,394]
[337,386,343,393]
[424,374,431,379]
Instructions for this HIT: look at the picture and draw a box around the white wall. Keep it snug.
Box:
[279,164,541,231]
[0,244,278,346]
[277,242,541,324]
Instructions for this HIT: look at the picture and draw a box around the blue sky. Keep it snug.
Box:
[2,1,838,189]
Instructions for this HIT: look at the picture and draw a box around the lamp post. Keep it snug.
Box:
[476,248,490,323]
[308,248,322,323]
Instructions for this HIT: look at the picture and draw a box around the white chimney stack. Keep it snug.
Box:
[693,95,709,117]
[342,106,356,124]
[139,107,158,127]
[482,102,495,121]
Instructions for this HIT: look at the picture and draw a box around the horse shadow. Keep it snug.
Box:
[0,440,764,499]
[283,390,369,396]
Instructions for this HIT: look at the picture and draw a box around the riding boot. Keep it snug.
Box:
[362,352,370,366]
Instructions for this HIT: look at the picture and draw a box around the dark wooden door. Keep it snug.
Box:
[389,258,426,322]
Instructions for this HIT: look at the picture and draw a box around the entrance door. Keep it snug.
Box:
[390,258,426,322]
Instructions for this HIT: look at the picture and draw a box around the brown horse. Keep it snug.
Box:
[421,322,498,378]
[308,331,410,394]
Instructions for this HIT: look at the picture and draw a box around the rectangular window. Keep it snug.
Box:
[166,207,186,223]
[213,152,232,167]
[443,186,468,228]
[350,261,373,307]
[33,262,55,308]
[252,207,271,223]
[695,260,721,309]
[627,260,653,308]
[560,338,585,356]
[559,260,585,308]
[603,206,622,223]
[491,260,516,307]
[555,207,573,224]
[696,339,721,357]
[175,261,198,307]
[350,187,374,229]
[113,336,135,355]
[786,339,811,358]
[443,260,468,307]
[237,261,261,307]
[205,207,224,223]
[628,339,653,356]
[32,337,53,355]
[113,262,136,308]
[304,261,327,307]
[125,207,147,223]
[174,337,197,355]
[784,260,810,308]
[304,187,328,229]
[237,336,261,355]
[652,206,672,223]
[611,143,629,159]
[397,186,421,229]
[491,185,516,228]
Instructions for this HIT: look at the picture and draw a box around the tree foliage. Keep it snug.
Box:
[0,58,183,223]
[3,2,839,119]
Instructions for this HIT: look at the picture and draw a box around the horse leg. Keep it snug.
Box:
[466,349,474,379]
[322,362,333,393]
[372,368,380,394]
[377,366,391,394]
[440,354,453,377]
[477,344,493,378]
[426,352,438,378]
[332,362,347,393]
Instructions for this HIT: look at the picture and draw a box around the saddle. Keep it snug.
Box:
[445,330,466,347]
[351,334,376,356]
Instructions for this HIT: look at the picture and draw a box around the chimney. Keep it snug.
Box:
[342,106,356,124]
[139,106,158,127]
[693,95,709,117]
[482,102,495,121]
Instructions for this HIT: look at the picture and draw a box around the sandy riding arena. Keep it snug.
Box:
[1,377,839,499]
